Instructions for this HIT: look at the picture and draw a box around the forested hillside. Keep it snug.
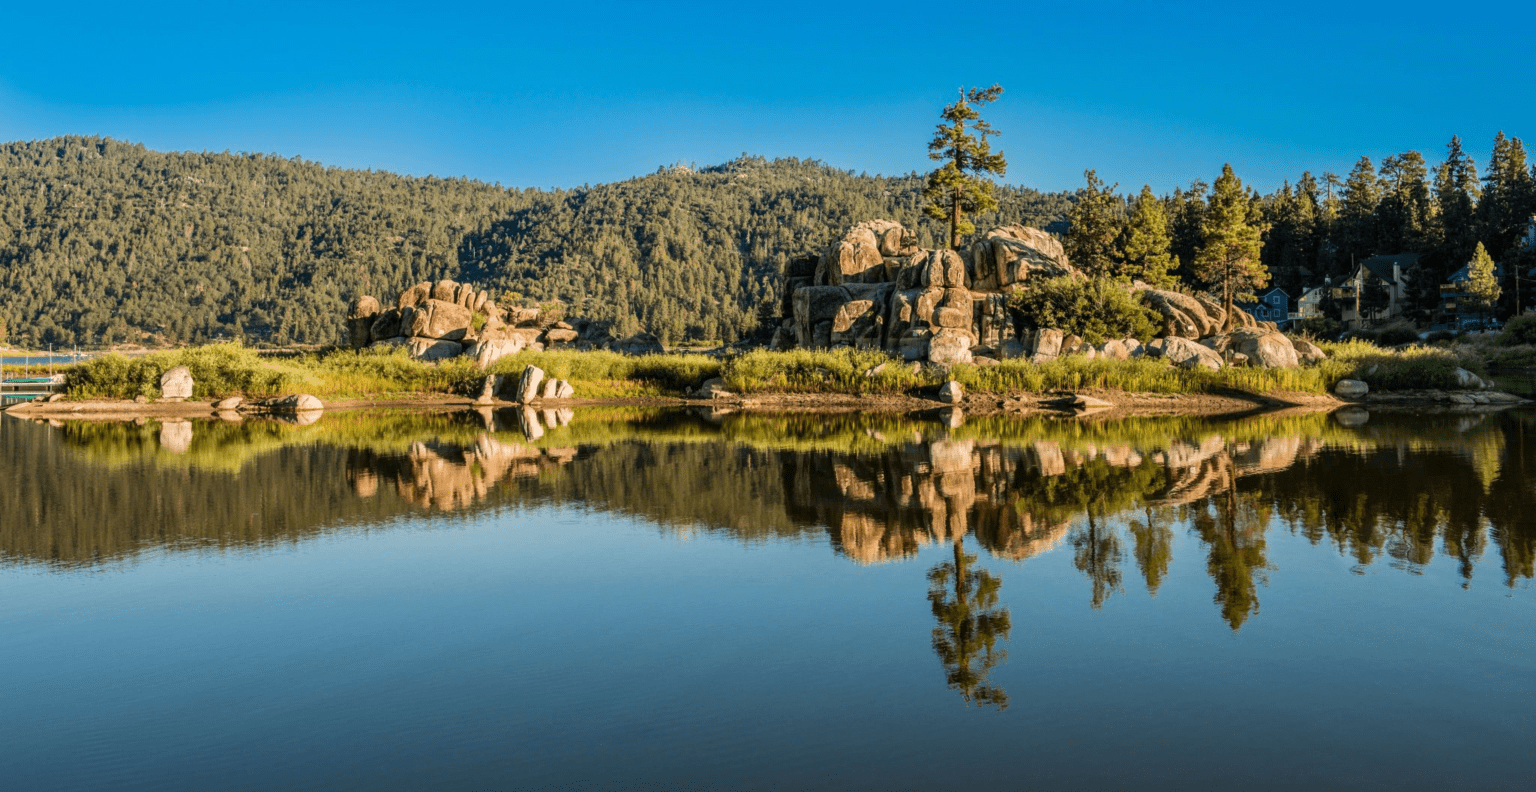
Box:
[0,137,1073,347]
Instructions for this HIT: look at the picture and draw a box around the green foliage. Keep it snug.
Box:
[0,137,1073,349]
[1065,170,1123,278]
[1319,339,1478,390]
[1193,164,1267,326]
[923,85,1008,249]
[68,343,293,399]
[1008,277,1161,344]
[1465,242,1502,317]
[722,348,926,395]
[1294,316,1343,340]
[1499,312,1536,346]
[1117,185,1177,287]
[1376,325,1420,346]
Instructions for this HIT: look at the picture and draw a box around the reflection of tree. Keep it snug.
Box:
[928,538,1011,709]
[1190,455,1270,630]
[1071,506,1123,609]
[1127,506,1175,596]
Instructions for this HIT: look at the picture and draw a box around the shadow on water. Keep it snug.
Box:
[4,404,1535,708]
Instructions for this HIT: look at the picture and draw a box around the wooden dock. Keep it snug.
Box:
[1,376,66,407]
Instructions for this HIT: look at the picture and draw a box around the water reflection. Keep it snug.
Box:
[3,406,1534,691]
[928,536,1011,709]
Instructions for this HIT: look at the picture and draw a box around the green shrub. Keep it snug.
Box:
[1010,277,1161,344]
[1500,313,1536,346]
[722,348,928,394]
[1377,325,1420,346]
[1294,316,1343,340]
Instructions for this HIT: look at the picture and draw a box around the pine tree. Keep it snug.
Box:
[923,85,1008,249]
[1479,131,1536,260]
[1466,241,1501,323]
[1117,185,1177,287]
[1434,136,1481,272]
[1376,151,1432,253]
[1066,169,1123,277]
[1194,164,1267,331]
[1168,179,1208,278]
[1339,156,1380,264]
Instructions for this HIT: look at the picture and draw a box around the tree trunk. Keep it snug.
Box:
[951,188,962,250]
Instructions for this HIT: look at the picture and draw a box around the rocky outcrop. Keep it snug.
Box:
[347,279,671,363]
[159,366,193,401]
[1148,336,1224,371]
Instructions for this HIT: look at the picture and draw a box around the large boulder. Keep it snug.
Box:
[515,365,545,403]
[613,333,665,355]
[928,328,974,366]
[409,299,474,341]
[159,366,193,401]
[967,225,1073,291]
[1292,337,1328,364]
[396,282,431,309]
[347,296,382,349]
[1231,329,1299,369]
[273,393,324,412]
[938,380,964,404]
[1334,379,1369,398]
[917,249,968,290]
[817,222,887,285]
[470,338,524,369]
[792,285,853,347]
[1150,336,1224,371]
[1138,288,1216,338]
[1027,328,1065,361]
[409,338,464,361]
[369,307,411,342]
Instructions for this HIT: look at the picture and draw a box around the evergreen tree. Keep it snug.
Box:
[1434,136,1481,274]
[1168,179,1208,279]
[1117,185,1177,287]
[1466,242,1501,323]
[922,85,1008,249]
[1065,169,1123,278]
[1339,156,1380,264]
[1376,151,1432,252]
[1479,133,1534,253]
[1194,164,1267,330]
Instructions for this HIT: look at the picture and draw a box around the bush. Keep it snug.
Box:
[1500,313,1536,346]
[1010,277,1161,344]
[1294,316,1343,340]
[1376,325,1420,346]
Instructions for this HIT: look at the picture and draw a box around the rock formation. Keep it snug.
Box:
[771,219,1320,370]
[347,279,671,364]
[159,366,193,401]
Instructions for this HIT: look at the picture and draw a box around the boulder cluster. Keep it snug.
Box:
[346,278,665,368]
[769,219,1322,370]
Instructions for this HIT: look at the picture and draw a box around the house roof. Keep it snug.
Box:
[1447,261,1505,283]
[1359,253,1420,283]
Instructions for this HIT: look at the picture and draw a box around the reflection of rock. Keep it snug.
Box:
[158,420,193,453]
[350,431,580,512]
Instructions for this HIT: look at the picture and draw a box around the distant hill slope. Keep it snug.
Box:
[0,136,1073,346]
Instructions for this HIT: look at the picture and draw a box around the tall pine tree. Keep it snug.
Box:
[1194,164,1267,330]
[923,85,1007,250]
[1065,169,1123,278]
[1117,185,1177,287]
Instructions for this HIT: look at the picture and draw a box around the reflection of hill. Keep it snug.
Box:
[3,408,1532,601]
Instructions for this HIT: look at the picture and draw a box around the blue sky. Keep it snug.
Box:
[2,0,1531,195]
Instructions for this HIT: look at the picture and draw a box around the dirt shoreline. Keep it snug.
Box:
[2,388,1361,421]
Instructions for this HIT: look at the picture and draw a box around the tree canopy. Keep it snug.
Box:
[922,85,1008,249]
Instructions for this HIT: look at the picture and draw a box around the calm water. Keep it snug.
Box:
[1,406,1531,791]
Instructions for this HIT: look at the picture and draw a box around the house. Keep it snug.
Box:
[1331,253,1418,328]
[1296,285,1327,321]
[1235,287,1291,325]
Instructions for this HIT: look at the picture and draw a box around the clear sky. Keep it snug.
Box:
[2,0,1531,195]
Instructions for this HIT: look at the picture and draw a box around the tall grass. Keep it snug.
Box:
[59,339,1495,403]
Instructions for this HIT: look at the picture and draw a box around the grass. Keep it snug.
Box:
[54,337,1500,403]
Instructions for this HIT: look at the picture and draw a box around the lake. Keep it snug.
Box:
[1,406,1531,791]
